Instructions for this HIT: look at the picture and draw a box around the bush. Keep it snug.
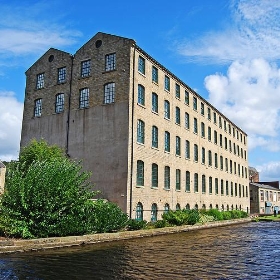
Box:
[126,219,147,231]
[222,211,232,220]
[205,209,224,221]
[240,211,248,218]
[86,200,128,233]
[187,209,200,225]
[154,220,167,228]
[162,210,189,226]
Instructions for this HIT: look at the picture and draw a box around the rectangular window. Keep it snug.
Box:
[185,140,190,159]
[164,100,170,119]
[207,107,211,120]
[219,134,223,147]
[138,56,145,74]
[152,92,158,113]
[104,82,115,104]
[81,59,91,77]
[213,112,217,124]
[194,118,198,133]
[57,67,66,84]
[185,171,190,192]
[185,91,189,105]
[164,166,170,189]
[55,93,64,113]
[185,113,190,129]
[152,126,158,148]
[193,96,197,110]
[208,150,212,166]
[220,156,223,170]
[225,137,228,150]
[34,98,42,117]
[219,116,222,128]
[165,131,170,152]
[231,182,233,196]
[175,83,180,98]
[175,107,181,125]
[201,122,205,137]
[215,178,219,195]
[79,88,89,108]
[214,130,217,144]
[202,175,206,193]
[152,66,158,83]
[201,102,204,115]
[137,120,145,144]
[209,177,213,194]
[137,160,144,186]
[215,153,218,168]
[260,190,264,202]
[225,158,228,172]
[176,136,181,156]
[226,181,229,196]
[138,84,145,105]
[165,75,170,91]
[36,73,44,89]
[201,147,205,164]
[105,53,116,71]
[208,126,211,141]
[221,180,224,195]
[194,173,198,192]
[151,164,158,188]
[194,144,198,162]
[224,120,227,132]
[228,124,231,134]
[176,169,181,190]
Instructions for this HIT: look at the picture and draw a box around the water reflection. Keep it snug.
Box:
[1,222,280,279]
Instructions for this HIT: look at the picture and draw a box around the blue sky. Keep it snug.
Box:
[1,0,280,181]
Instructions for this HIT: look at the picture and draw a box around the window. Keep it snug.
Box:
[193,96,197,110]
[175,107,181,124]
[209,177,213,194]
[224,120,227,132]
[194,118,198,133]
[185,113,190,129]
[185,91,189,105]
[185,140,190,159]
[214,153,218,168]
[235,183,238,197]
[138,84,145,105]
[138,56,145,74]
[219,116,222,128]
[81,59,91,77]
[201,122,205,137]
[104,82,115,104]
[231,182,233,196]
[208,127,211,141]
[225,158,228,172]
[194,173,198,192]
[151,163,158,188]
[201,147,205,164]
[55,93,64,113]
[229,140,232,152]
[164,166,170,189]
[152,66,158,83]
[207,107,211,120]
[176,203,181,211]
[165,131,170,152]
[215,178,219,194]
[208,150,212,166]
[220,156,223,170]
[214,131,217,144]
[219,134,223,147]
[152,92,158,113]
[202,175,206,193]
[151,203,158,222]
[213,112,217,124]
[58,67,66,83]
[137,120,145,144]
[152,126,158,148]
[224,137,228,150]
[105,53,116,71]
[164,100,170,119]
[34,98,42,117]
[176,136,181,156]
[36,73,44,89]
[194,144,198,162]
[79,88,89,108]
[186,171,190,192]
[164,203,170,213]
[136,160,144,186]
[176,169,181,190]
[230,160,233,173]
[228,124,231,134]
[135,202,143,221]
[186,204,190,210]
[234,162,236,175]
[201,102,204,115]
[221,180,224,195]
[164,75,170,91]
[260,190,264,202]
[175,83,180,98]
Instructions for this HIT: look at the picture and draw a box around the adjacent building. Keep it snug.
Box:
[20,32,250,221]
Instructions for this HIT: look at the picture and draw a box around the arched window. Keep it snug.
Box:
[164,203,170,213]
[227,204,229,211]
[137,120,145,144]
[176,203,181,211]
[185,203,190,210]
[216,204,219,210]
[151,203,158,222]
[209,204,213,209]
[138,84,145,105]
[194,204,198,209]
[136,160,144,186]
[135,202,143,221]
[221,204,224,211]
[202,204,206,210]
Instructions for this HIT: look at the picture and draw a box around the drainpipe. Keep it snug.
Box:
[129,45,136,219]
[66,54,74,156]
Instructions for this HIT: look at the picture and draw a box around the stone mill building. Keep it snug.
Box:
[20,32,250,221]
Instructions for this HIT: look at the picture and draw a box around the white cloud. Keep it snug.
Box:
[256,161,280,181]
[0,92,23,161]
[178,0,280,64]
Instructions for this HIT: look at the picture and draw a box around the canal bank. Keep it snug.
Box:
[0,218,251,254]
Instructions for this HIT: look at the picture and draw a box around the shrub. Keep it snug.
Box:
[240,211,248,218]
[222,211,232,220]
[126,219,147,231]
[231,210,242,219]
[205,209,223,221]
[154,220,167,228]
[162,210,189,226]
[187,209,200,225]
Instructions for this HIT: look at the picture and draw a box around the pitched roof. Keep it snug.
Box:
[250,182,279,191]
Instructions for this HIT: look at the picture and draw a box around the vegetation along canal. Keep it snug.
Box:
[1,222,279,279]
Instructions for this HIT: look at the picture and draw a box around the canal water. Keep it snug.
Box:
[1,222,280,279]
